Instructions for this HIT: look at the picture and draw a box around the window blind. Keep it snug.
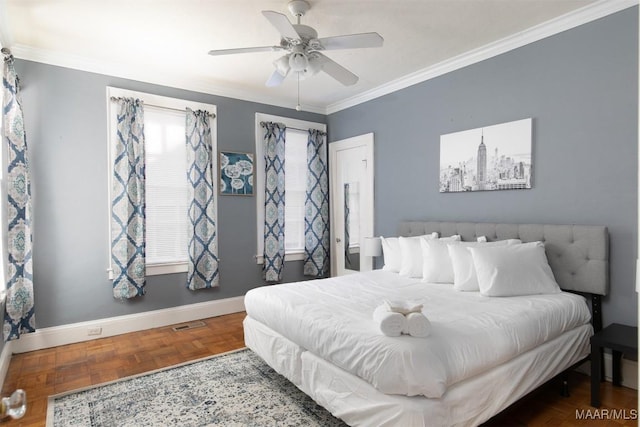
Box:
[144,106,189,265]
[284,129,307,253]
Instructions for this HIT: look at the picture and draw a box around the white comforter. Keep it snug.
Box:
[244,270,591,398]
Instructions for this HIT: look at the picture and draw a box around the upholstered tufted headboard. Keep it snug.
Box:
[398,221,609,296]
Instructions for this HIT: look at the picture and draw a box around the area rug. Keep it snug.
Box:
[47,348,347,427]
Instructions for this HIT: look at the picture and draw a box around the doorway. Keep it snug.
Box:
[329,133,374,276]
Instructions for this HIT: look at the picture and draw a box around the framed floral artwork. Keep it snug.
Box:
[219,151,254,196]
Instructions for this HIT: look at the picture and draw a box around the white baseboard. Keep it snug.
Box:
[0,340,13,390]
[11,296,245,354]
[576,353,638,390]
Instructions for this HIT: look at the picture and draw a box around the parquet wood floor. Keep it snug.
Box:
[0,311,636,426]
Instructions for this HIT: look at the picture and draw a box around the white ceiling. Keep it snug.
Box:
[1,0,634,113]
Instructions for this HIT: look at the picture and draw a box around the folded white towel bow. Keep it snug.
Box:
[383,300,424,315]
[373,305,407,337]
[404,312,431,338]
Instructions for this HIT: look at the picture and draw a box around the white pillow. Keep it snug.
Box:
[420,235,462,283]
[380,237,401,272]
[448,239,522,291]
[398,233,439,277]
[469,241,561,297]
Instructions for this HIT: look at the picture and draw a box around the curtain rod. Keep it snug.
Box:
[259,121,326,135]
[109,96,216,118]
[1,47,13,61]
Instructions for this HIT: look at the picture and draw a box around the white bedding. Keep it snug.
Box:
[244,317,591,427]
[244,270,591,398]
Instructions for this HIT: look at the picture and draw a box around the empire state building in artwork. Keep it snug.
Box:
[476,132,487,190]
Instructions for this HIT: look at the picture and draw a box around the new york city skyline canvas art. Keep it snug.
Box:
[440,118,532,193]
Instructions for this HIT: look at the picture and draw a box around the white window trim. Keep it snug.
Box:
[255,113,326,264]
[106,86,218,279]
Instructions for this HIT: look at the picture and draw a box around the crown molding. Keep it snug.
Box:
[326,0,638,114]
[9,44,326,115]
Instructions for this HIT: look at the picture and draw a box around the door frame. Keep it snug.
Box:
[329,133,374,277]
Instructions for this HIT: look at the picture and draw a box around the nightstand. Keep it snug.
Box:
[590,323,638,407]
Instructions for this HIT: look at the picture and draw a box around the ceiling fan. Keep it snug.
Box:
[208,0,384,88]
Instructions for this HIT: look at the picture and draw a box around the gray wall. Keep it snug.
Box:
[15,60,325,328]
[327,8,639,327]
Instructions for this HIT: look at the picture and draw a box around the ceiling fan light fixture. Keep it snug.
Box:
[273,55,291,75]
[306,54,323,75]
[288,52,308,72]
[297,55,323,80]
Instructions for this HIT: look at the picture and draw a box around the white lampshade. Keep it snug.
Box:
[288,52,309,72]
[363,237,383,257]
[273,55,291,76]
[305,54,323,75]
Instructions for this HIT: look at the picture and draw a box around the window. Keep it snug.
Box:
[283,129,307,253]
[144,106,189,265]
[107,87,217,277]
[255,113,326,263]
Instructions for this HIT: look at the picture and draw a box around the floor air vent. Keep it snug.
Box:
[172,320,206,331]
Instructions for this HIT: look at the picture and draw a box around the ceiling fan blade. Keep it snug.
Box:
[315,53,359,86]
[266,69,288,87]
[208,46,283,56]
[317,32,384,50]
[262,11,300,40]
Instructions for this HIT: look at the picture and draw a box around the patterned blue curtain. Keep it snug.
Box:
[303,129,329,278]
[262,122,286,282]
[185,109,219,290]
[111,98,146,299]
[2,54,35,340]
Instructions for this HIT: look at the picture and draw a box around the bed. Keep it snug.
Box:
[243,221,609,426]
